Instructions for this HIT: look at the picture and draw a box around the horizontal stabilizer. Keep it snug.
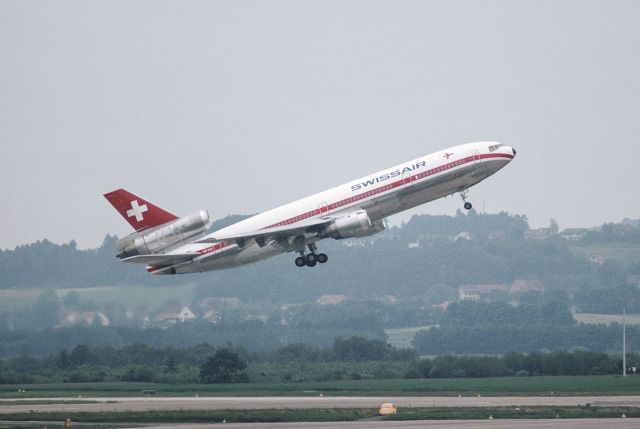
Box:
[120,253,195,265]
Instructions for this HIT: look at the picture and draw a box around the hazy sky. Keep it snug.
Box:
[1,0,639,250]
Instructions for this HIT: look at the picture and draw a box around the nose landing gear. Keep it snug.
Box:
[294,243,328,268]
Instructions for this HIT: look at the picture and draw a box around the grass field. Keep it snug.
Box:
[0,284,197,312]
[385,405,640,420]
[574,312,640,326]
[569,242,640,267]
[0,408,372,424]
[61,284,197,308]
[0,400,97,405]
[385,325,434,349]
[2,406,640,426]
[3,375,640,398]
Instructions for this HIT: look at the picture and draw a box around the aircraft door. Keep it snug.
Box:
[471,149,481,162]
[402,172,414,188]
[318,202,329,216]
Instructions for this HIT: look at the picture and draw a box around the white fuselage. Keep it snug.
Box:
[150,141,515,274]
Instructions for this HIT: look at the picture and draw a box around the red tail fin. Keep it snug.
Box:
[104,188,178,231]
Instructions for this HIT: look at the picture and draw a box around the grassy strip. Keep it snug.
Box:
[0,423,126,429]
[3,375,640,398]
[2,406,640,424]
[384,405,640,420]
[0,400,97,405]
[0,409,376,424]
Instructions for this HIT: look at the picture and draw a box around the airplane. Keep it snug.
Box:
[104,141,516,274]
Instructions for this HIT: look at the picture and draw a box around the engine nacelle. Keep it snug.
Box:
[116,210,211,258]
[322,210,385,239]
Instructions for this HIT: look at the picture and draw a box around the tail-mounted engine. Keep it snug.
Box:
[116,210,211,258]
[322,210,385,239]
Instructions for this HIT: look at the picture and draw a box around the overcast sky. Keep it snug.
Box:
[1,0,639,250]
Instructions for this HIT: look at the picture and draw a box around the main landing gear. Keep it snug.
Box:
[294,243,328,268]
[460,190,473,210]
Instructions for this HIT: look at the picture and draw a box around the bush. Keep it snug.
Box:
[199,349,247,384]
[121,365,155,382]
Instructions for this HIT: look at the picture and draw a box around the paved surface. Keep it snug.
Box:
[3,395,640,413]
[121,419,640,429]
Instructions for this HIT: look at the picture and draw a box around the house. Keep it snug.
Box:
[560,228,587,241]
[458,284,509,301]
[202,310,221,324]
[317,294,347,305]
[432,301,451,310]
[524,228,551,240]
[280,303,303,310]
[488,231,506,241]
[590,254,604,265]
[154,306,197,325]
[381,295,398,304]
[510,280,544,294]
[455,231,471,241]
[341,240,366,247]
[64,311,110,327]
[246,314,268,322]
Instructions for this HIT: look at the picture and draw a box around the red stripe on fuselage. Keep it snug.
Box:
[197,242,228,255]
[263,152,513,229]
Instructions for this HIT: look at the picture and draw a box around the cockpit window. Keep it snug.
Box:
[488,144,504,152]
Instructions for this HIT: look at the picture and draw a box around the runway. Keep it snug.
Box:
[2,395,640,413]
[121,418,640,429]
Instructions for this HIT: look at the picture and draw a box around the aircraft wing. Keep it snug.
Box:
[120,254,196,265]
[196,217,331,244]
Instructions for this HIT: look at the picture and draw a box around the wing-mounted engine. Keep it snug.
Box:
[321,210,385,239]
[116,210,211,258]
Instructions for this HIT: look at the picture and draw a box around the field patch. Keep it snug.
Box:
[1,406,640,425]
[569,243,640,267]
[3,376,640,398]
[0,284,197,310]
[385,325,434,349]
[574,312,640,326]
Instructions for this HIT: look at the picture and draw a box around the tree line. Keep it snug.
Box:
[0,337,414,384]
[1,338,636,385]
[412,323,636,355]
[405,350,633,379]
[3,212,637,306]
[412,299,637,355]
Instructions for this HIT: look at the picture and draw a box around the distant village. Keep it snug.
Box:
[47,217,639,330]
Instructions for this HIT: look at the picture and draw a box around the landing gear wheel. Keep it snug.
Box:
[459,189,472,211]
[305,253,318,266]
[317,253,328,264]
[295,256,306,267]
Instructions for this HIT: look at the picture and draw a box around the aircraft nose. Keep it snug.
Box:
[512,147,516,157]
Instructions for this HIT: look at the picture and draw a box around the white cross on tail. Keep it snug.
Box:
[126,200,148,221]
